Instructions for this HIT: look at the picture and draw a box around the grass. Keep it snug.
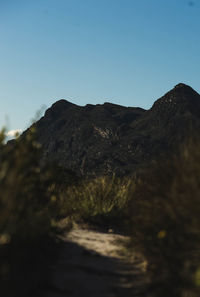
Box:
[59,174,133,229]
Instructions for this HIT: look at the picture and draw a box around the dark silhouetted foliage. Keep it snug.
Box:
[128,139,200,297]
[0,128,69,296]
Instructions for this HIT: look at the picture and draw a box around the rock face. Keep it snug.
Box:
[28,83,200,176]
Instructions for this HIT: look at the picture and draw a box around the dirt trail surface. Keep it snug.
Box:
[35,227,148,297]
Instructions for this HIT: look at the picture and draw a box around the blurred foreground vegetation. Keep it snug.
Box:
[128,139,200,297]
[0,127,66,296]
[0,127,200,297]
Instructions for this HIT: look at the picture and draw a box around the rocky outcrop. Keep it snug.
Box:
[25,83,200,176]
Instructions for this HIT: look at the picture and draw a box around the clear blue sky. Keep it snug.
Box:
[0,0,200,132]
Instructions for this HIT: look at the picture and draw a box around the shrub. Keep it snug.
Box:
[0,128,65,296]
[128,139,200,297]
[61,175,133,228]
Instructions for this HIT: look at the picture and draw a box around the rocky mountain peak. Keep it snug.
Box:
[171,83,200,99]
[174,82,193,90]
[150,83,200,117]
[44,99,77,119]
[25,84,200,177]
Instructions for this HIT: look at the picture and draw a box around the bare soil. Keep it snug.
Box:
[33,226,148,297]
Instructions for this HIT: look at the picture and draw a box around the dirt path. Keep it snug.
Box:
[34,227,148,297]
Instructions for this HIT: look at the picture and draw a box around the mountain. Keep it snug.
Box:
[26,83,200,176]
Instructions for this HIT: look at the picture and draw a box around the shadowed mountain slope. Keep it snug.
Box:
[28,83,200,176]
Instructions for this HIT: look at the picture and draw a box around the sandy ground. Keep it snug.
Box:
[33,226,148,297]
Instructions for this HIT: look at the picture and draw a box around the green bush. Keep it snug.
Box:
[129,139,200,297]
[0,128,65,296]
[0,127,59,243]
